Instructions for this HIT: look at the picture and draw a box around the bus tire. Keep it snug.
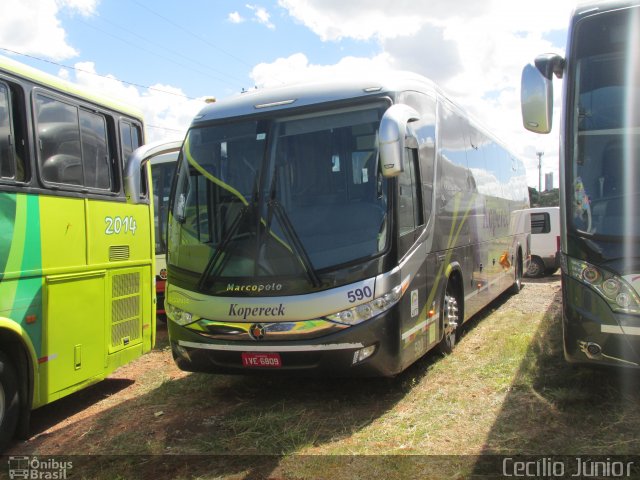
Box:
[0,351,19,452]
[509,251,523,294]
[438,280,460,355]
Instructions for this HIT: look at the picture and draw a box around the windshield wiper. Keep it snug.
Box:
[197,177,260,291]
[265,168,321,288]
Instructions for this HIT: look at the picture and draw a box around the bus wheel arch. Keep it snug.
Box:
[0,350,20,451]
[0,329,34,445]
[438,268,463,355]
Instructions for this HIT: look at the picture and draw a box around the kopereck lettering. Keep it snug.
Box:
[228,304,286,319]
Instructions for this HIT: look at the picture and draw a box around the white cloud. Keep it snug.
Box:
[251,52,394,88]
[66,61,206,143]
[58,0,99,17]
[247,4,275,29]
[0,0,99,60]
[228,11,245,24]
[278,0,488,41]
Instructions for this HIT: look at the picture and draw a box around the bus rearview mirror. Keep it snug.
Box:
[379,104,420,178]
[521,63,554,134]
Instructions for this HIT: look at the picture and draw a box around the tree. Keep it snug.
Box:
[528,187,559,207]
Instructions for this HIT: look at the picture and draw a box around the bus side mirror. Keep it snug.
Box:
[379,104,420,178]
[125,140,183,204]
[520,54,564,134]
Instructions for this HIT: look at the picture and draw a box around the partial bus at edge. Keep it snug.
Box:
[150,145,180,316]
[521,0,640,367]
[159,72,530,377]
[0,56,157,450]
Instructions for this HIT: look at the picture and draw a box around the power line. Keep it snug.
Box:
[129,1,286,86]
[131,0,253,69]
[84,14,245,86]
[146,123,186,133]
[0,46,199,100]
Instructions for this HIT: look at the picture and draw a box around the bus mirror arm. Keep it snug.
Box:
[534,53,565,80]
[124,140,183,204]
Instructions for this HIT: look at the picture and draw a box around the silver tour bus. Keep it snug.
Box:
[163,72,530,376]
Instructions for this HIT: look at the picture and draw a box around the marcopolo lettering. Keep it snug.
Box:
[229,303,286,320]
[226,282,283,293]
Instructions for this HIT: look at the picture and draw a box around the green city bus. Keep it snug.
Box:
[0,55,156,449]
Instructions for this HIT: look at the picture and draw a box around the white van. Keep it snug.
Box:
[525,206,560,277]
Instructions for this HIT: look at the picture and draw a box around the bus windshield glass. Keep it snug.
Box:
[169,104,389,290]
[571,6,640,237]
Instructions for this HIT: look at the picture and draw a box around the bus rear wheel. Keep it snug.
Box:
[0,351,19,452]
[510,251,523,294]
[438,281,460,355]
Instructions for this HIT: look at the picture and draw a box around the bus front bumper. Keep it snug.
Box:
[562,275,640,368]
[167,311,403,377]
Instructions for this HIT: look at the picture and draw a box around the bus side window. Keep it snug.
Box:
[0,83,15,179]
[120,120,146,197]
[0,81,27,182]
[398,147,423,256]
[80,109,111,190]
[36,95,83,186]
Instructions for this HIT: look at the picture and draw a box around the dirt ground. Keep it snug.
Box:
[6,274,561,456]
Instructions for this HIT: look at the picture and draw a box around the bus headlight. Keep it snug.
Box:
[326,285,402,326]
[567,257,640,315]
[166,302,200,326]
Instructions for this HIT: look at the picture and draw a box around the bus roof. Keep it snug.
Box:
[574,0,640,20]
[0,55,143,120]
[191,71,441,125]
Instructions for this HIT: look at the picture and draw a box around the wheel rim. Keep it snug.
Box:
[443,291,459,343]
[526,260,541,277]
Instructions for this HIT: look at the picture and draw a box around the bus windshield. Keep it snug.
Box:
[570,6,640,237]
[169,104,389,291]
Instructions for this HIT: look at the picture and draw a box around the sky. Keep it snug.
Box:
[0,0,576,189]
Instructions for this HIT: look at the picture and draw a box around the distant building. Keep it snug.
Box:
[545,172,554,191]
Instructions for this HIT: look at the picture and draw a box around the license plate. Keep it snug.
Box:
[241,352,282,368]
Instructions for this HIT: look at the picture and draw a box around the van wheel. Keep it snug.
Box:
[526,256,545,278]
[438,281,460,355]
[0,351,19,452]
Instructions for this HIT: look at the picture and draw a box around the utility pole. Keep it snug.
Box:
[536,151,544,193]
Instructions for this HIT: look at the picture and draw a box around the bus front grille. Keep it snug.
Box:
[111,272,142,349]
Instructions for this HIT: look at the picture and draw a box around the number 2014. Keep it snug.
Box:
[105,216,137,235]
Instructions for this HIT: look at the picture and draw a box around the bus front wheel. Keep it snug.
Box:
[0,351,19,452]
